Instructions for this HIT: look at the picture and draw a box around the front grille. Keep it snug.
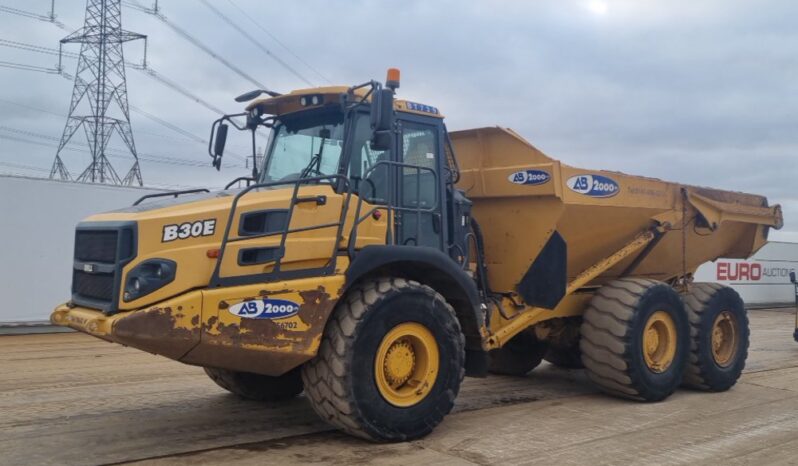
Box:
[75,230,118,263]
[71,223,136,313]
[73,270,115,301]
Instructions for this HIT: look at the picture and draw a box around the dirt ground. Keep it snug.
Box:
[2,308,797,466]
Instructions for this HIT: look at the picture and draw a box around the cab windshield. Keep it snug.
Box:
[260,109,345,183]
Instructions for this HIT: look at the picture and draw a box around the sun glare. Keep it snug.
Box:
[586,0,609,15]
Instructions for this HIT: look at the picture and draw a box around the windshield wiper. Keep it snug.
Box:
[299,136,327,179]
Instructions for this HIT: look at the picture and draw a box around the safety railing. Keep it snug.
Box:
[132,188,210,206]
[209,174,351,288]
[209,161,442,288]
[347,160,441,257]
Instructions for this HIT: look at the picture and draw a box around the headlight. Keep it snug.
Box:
[123,259,176,302]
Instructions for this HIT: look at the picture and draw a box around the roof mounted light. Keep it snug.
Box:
[386,68,400,91]
[299,94,324,107]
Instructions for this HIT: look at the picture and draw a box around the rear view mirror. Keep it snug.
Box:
[370,88,394,151]
[790,271,796,284]
[212,123,228,170]
[214,123,228,157]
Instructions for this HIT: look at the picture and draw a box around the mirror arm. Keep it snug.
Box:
[250,127,258,179]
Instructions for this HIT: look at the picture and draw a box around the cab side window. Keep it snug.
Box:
[400,124,439,208]
[348,114,389,204]
[402,126,437,173]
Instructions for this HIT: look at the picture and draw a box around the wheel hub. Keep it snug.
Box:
[642,310,677,373]
[374,322,440,407]
[711,311,738,367]
[383,340,415,387]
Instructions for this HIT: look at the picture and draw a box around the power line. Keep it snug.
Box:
[0,3,67,29]
[124,1,269,90]
[0,97,63,117]
[0,96,208,143]
[225,0,331,85]
[0,66,255,162]
[0,59,61,74]
[127,103,205,143]
[0,160,52,173]
[140,68,225,115]
[199,0,314,87]
[0,38,77,58]
[0,38,229,125]
[0,127,245,169]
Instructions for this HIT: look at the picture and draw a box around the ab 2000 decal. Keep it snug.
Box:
[228,298,300,320]
[508,169,551,186]
[566,174,619,198]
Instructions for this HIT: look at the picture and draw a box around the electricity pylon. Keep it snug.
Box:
[51,0,146,186]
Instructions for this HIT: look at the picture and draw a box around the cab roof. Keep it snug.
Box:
[246,85,444,119]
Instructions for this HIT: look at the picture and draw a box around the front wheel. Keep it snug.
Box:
[302,278,465,442]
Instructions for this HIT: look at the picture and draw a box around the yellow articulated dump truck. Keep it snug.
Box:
[51,69,783,441]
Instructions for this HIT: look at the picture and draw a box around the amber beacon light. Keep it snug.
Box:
[386,68,400,90]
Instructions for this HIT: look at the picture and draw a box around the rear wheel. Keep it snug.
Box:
[302,278,465,442]
[203,366,303,401]
[681,283,749,391]
[580,278,689,401]
[488,331,547,376]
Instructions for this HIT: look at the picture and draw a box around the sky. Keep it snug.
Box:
[0,0,795,240]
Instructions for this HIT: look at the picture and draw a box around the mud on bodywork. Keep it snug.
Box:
[182,276,344,376]
[52,275,345,377]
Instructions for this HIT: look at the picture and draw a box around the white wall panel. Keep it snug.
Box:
[0,175,162,323]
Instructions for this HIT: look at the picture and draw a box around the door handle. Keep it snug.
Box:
[295,195,327,206]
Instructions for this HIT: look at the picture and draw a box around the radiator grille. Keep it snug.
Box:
[72,270,115,301]
[71,225,135,312]
[74,230,119,263]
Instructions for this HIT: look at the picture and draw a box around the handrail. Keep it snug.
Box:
[348,160,441,257]
[132,189,210,206]
[224,176,255,190]
[209,174,351,287]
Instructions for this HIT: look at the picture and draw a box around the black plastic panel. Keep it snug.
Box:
[238,209,289,237]
[517,232,567,310]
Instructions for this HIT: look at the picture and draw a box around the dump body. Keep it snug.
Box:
[452,127,782,298]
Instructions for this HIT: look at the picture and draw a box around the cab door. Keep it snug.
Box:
[396,118,446,250]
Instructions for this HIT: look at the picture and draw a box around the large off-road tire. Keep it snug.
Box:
[203,366,303,401]
[488,331,547,375]
[580,278,689,401]
[302,278,465,442]
[681,283,749,391]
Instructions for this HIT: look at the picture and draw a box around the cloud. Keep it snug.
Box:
[0,0,795,238]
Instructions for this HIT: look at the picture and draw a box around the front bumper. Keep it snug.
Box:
[50,276,343,376]
[51,291,203,360]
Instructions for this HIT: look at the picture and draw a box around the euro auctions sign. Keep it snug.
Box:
[694,244,798,306]
[714,261,795,283]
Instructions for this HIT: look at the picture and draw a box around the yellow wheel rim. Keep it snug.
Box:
[375,322,439,407]
[642,311,677,373]
[711,311,738,367]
